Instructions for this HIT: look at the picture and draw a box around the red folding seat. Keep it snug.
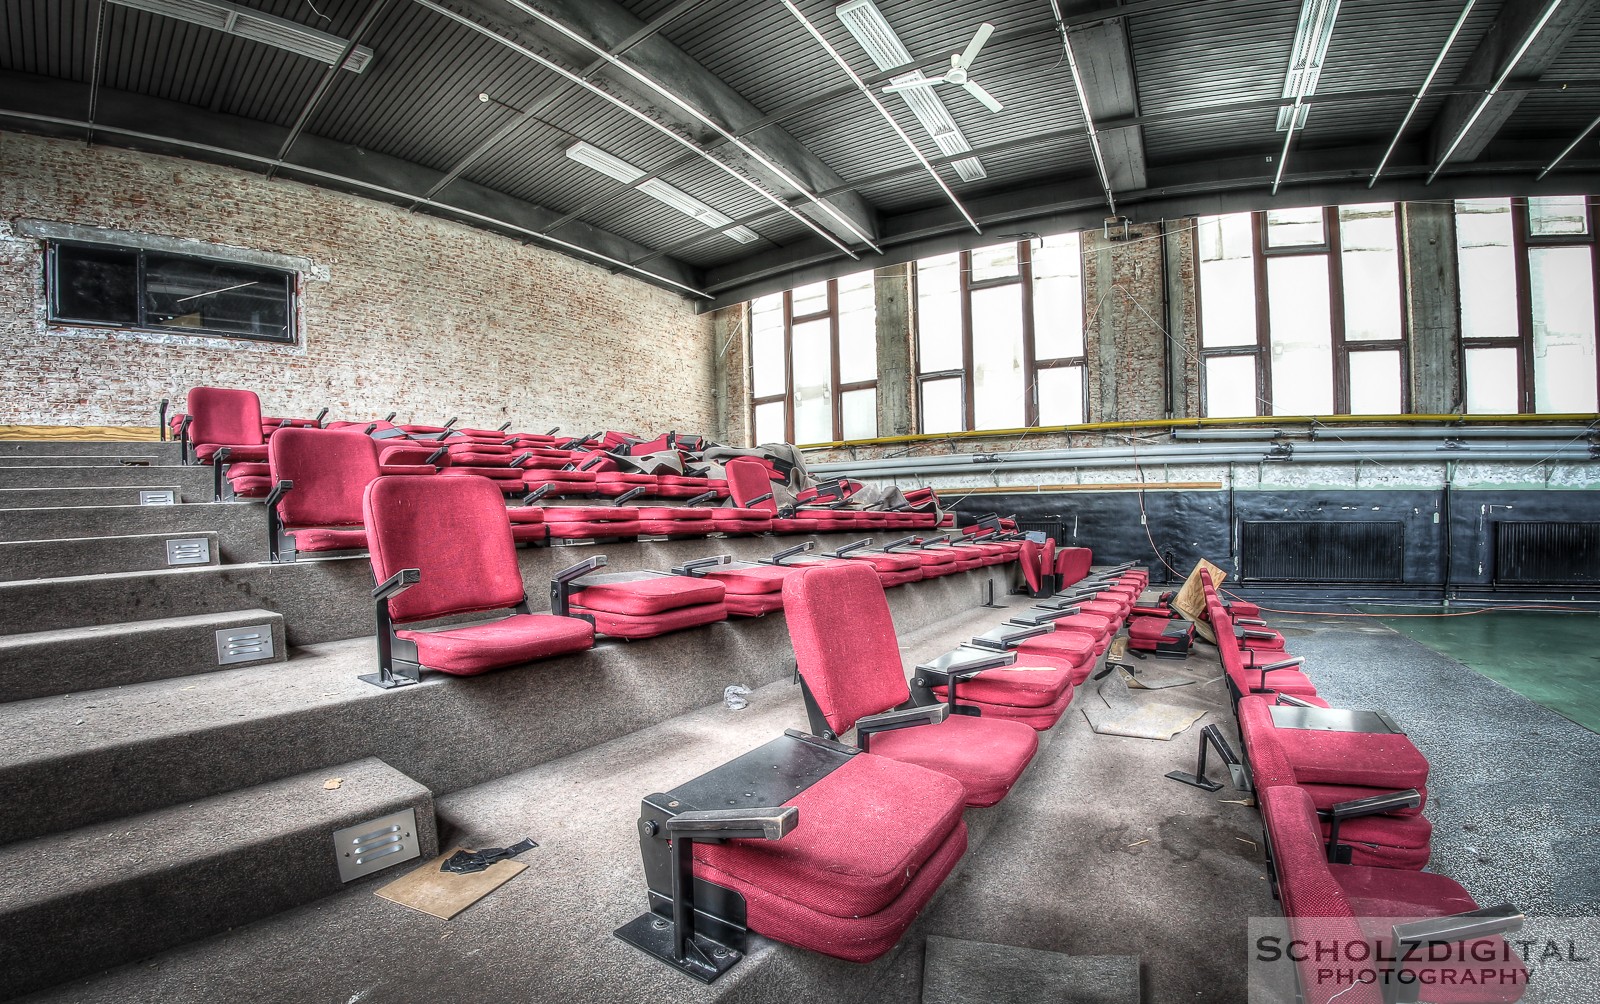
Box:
[1023,600,1117,658]
[725,457,821,533]
[633,501,716,537]
[359,476,594,686]
[673,554,804,616]
[541,503,642,539]
[969,618,1098,686]
[1128,616,1197,657]
[1237,695,1428,795]
[523,463,600,497]
[913,646,1076,731]
[1018,539,1047,595]
[818,540,924,587]
[183,387,275,499]
[1054,545,1093,588]
[783,562,1038,806]
[615,731,967,978]
[1260,784,1526,1004]
[1243,696,1431,868]
[554,557,727,639]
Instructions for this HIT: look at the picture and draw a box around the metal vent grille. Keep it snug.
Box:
[138,490,176,505]
[165,537,211,565]
[215,624,275,665]
[333,808,420,882]
[1240,520,1404,582]
[1494,521,1600,585]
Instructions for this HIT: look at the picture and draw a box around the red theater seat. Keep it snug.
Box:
[559,566,727,639]
[360,475,594,685]
[783,561,1038,806]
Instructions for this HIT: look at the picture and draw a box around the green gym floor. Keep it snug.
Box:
[1356,606,1600,735]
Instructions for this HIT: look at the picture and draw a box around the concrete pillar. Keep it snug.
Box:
[1401,201,1462,414]
[710,304,747,445]
[874,263,915,437]
[1093,239,1119,422]
[1162,220,1199,419]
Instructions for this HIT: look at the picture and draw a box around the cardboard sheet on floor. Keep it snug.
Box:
[922,935,1140,1004]
[1081,672,1205,740]
[375,847,527,920]
[1121,663,1199,690]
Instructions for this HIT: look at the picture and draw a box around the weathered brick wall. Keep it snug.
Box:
[0,132,716,435]
[1082,221,1182,423]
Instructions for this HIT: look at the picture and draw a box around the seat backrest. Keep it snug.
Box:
[1257,785,1382,1004]
[187,387,264,447]
[1018,540,1042,592]
[269,428,380,529]
[725,457,779,514]
[363,475,525,623]
[782,562,912,737]
[1041,538,1056,579]
[1054,546,1093,586]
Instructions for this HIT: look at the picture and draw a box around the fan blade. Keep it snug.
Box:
[883,76,946,93]
[963,79,1003,112]
[957,23,994,69]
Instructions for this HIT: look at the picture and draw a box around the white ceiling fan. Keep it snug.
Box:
[882,23,1004,113]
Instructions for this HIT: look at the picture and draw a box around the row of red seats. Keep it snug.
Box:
[1189,572,1526,1004]
[354,475,1026,685]
[616,554,1154,978]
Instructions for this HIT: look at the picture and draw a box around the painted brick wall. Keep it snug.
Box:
[0,132,717,435]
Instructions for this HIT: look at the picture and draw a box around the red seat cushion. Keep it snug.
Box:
[505,507,544,524]
[929,663,1072,708]
[875,568,924,587]
[840,552,922,574]
[395,613,593,675]
[198,443,269,463]
[693,755,968,963]
[545,521,641,538]
[937,682,1076,730]
[866,712,1038,808]
[291,527,368,551]
[227,475,273,496]
[569,576,726,615]
[1239,696,1428,790]
[1012,631,1096,671]
[574,602,727,638]
[543,506,637,522]
[724,592,785,616]
[702,565,795,594]
[636,519,714,535]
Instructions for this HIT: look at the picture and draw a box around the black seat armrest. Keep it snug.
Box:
[1322,789,1423,862]
[551,555,608,616]
[521,484,552,505]
[1256,655,1306,692]
[424,446,448,466]
[831,539,871,557]
[762,541,816,566]
[1391,905,1523,952]
[664,806,798,843]
[854,704,950,752]
[1275,693,1316,708]
[672,555,730,577]
[745,491,775,507]
[614,485,648,505]
[373,567,420,601]
[1235,616,1269,626]
[685,490,718,507]
[878,535,917,552]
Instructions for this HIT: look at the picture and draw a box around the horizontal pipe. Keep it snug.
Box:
[1310,425,1596,440]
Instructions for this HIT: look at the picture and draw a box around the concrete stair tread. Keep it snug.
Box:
[0,530,220,583]
[9,601,1040,1004]
[0,607,279,651]
[0,756,427,908]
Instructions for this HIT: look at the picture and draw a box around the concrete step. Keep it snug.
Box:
[0,531,222,582]
[0,455,163,467]
[0,756,437,1001]
[0,608,285,702]
[0,465,214,500]
[0,440,179,461]
[0,486,187,509]
[0,568,1015,844]
[0,501,270,562]
[8,598,1079,1004]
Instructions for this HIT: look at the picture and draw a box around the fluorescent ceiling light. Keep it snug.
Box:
[565,141,645,184]
[1276,0,1341,130]
[838,0,985,181]
[566,143,758,244]
[108,0,375,72]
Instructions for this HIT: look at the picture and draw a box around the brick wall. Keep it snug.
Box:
[0,132,717,435]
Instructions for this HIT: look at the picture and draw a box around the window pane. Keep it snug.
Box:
[749,294,786,398]
[1339,204,1402,342]
[791,280,828,317]
[920,377,964,434]
[970,242,1019,282]
[1529,196,1588,237]
[837,272,877,385]
[841,388,877,440]
[1036,365,1085,426]
[1266,255,1334,414]
[1455,199,1518,340]
[142,254,291,340]
[1204,355,1258,417]
[753,400,786,444]
[1265,206,1326,248]
[51,244,138,324]
[1529,246,1599,413]
[1197,215,1258,347]
[791,318,833,443]
[916,254,963,372]
[1464,346,1520,414]
[1033,233,1084,360]
[1348,350,1402,415]
[970,284,1025,430]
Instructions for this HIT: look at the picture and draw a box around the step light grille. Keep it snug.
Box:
[334,808,420,882]
[165,537,211,566]
[138,490,176,505]
[215,624,275,665]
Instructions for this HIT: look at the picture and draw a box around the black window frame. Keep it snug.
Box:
[747,273,879,445]
[46,240,299,345]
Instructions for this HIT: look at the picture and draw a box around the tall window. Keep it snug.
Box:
[1195,205,1406,417]
[1455,197,1598,414]
[748,271,878,445]
[914,233,1085,433]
